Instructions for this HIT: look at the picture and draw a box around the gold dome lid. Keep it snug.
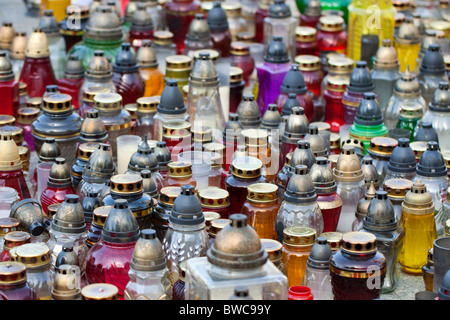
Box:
[209,218,231,238]
[15,243,51,268]
[26,97,42,109]
[361,156,380,189]
[320,231,343,251]
[246,183,278,203]
[229,66,243,83]
[92,205,112,227]
[167,161,193,178]
[295,26,316,42]
[402,179,434,214]
[25,29,49,58]
[333,145,364,182]
[81,283,119,300]
[374,39,400,69]
[230,156,262,179]
[0,51,14,82]
[17,107,39,125]
[110,174,143,195]
[137,96,159,114]
[260,238,283,262]
[3,231,31,252]
[47,157,72,188]
[304,125,328,157]
[230,41,250,56]
[282,106,309,143]
[153,30,174,46]
[367,136,398,158]
[0,217,19,237]
[42,93,73,114]
[204,211,221,233]
[0,22,15,50]
[130,229,166,272]
[341,231,377,254]
[162,120,191,139]
[198,187,230,209]
[207,214,268,269]
[166,55,192,70]
[283,226,316,247]
[0,115,15,127]
[0,262,27,285]
[93,92,123,111]
[9,32,27,61]
[295,55,321,71]
[0,133,22,171]
[158,186,181,206]
[328,56,354,74]
[326,76,350,92]
[236,32,255,43]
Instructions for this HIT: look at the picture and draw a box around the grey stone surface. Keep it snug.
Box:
[0,0,41,34]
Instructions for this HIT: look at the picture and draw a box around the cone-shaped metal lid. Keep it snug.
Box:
[128,135,159,173]
[333,145,364,182]
[420,44,445,75]
[9,32,27,61]
[310,157,337,194]
[51,195,86,234]
[0,51,14,82]
[428,82,450,112]
[280,64,307,94]
[264,36,289,64]
[395,17,420,45]
[102,199,140,243]
[347,61,375,92]
[387,138,417,174]
[307,237,332,269]
[130,3,153,32]
[281,93,302,116]
[25,28,49,58]
[416,141,447,178]
[153,141,172,167]
[136,40,158,69]
[402,179,434,213]
[282,106,309,144]
[268,0,292,18]
[82,143,115,181]
[303,125,328,157]
[0,22,15,50]
[207,2,229,31]
[141,169,157,198]
[223,113,243,141]
[393,66,421,96]
[130,229,166,272]
[64,54,84,79]
[373,39,399,70]
[363,190,397,232]
[284,165,317,204]
[79,109,109,144]
[47,158,72,188]
[85,50,113,80]
[237,94,261,127]
[82,191,101,223]
[170,185,205,225]
[207,214,268,269]
[187,13,211,42]
[113,43,139,73]
[39,10,60,36]
[304,0,321,17]
[356,181,377,219]
[289,140,316,173]
[55,246,79,268]
[39,137,61,162]
[414,121,439,143]
[354,92,384,126]
[261,104,282,129]
[157,79,186,115]
[189,52,219,85]
[361,156,380,189]
[84,5,123,41]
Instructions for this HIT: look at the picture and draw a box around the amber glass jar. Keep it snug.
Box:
[166,161,197,188]
[197,187,231,219]
[224,156,268,215]
[281,226,316,288]
[330,231,387,300]
[241,183,280,240]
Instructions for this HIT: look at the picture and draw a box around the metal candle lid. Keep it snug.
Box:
[130,229,166,272]
[386,138,417,174]
[341,231,377,254]
[320,231,343,251]
[51,195,86,234]
[0,217,19,237]
[0,262,27,285]
[170,185,205,225]
[264,36,290,64]
[128,136,159,173]
[285,165,317,204]
[420,44,445,75]
[136,40,157,69]
[79,110,109,143]
[85,51,113,81]
[355,181,377,220]
[395,17,420,45]
[307,237,332,269]
[384,178,413,200]
[281,106,309,144]
[102,199,140,243]
[237,94,261,127]
[47,158,73,188]
[367,136,398,159]
[25,29,49,58]
[0,52,14,82]
[15,243,51,268]
[189,53,219,83]
[333,146,364,182]
[9,32,27,61]
[137,96,159,114]
[363,191,398,232]
[414,122,439,143]
[130,3,153,32]
[82,143,115,181]
[81,283,119,300]
[261,104,282,129]
[303,125,328,157]
[280,64,307,95]
[347,61,375,93]
[153,141,172,168]
[198,187,230,209]
[361,156,380,189]
[92,205,112,227]
[109,174,143,195]
[157,79,186,115]
[373,39,400,69]
[246,183,278,203]
[0,22,15,50]
[310,157,337,194]
[55,246,79,268]
[319,15,344,32]
[207,214,268,269]
[51,264,81,300]
[207,2,229,31]
[113,43,140,73]
[353,92,383,126]
[230,156,262,179]
[283,226,317,247]
[0,133,22,171]
[289,141,316,173]
[84,5,123,41]
[167,161,193,178]
[428,82,450,112]
[3,231,31,252]
[186,13,211,43]
[296,26,316,42]
[42,93,73,114]
[416,141,447,178]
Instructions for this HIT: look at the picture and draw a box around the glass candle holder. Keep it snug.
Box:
[116,135,142,174]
